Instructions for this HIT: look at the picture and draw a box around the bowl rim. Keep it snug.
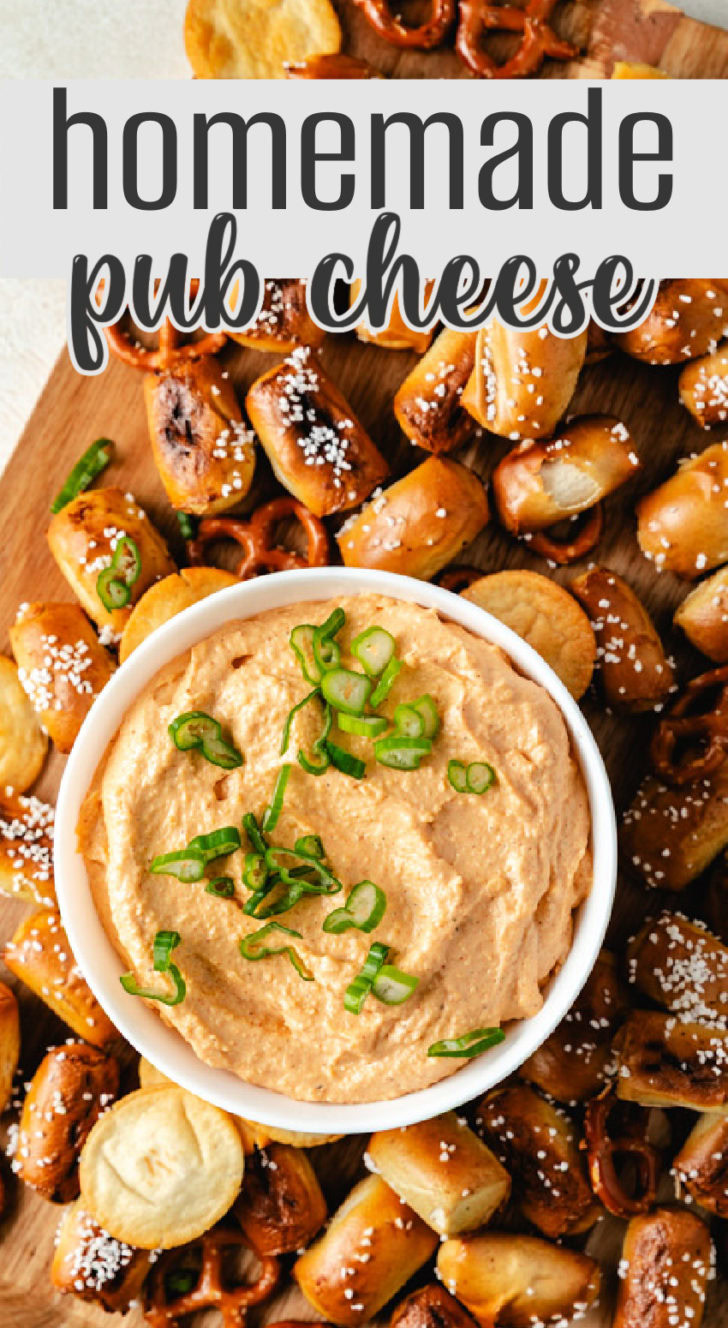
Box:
[55,566,617,1134]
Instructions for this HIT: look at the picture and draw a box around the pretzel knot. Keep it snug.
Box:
[144,1227,279,1328]
[353,0,456,48]
[583,1085,660,1220]
[187,498,329,580]
[651,665,728,786]
[456,0,578,79]
[528,503,604,565]
[104,280,227,372]
[437,565,482,594]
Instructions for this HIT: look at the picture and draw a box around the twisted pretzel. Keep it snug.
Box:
[583,1085,661,1219]
[456,0,577,79]
[353,0,456,48]
[187,498,329,580]
[651,665,728,786]
[437,565,482,594]
[528,504,604,565]
[144,1226,279,1328]
[105,280,227,372]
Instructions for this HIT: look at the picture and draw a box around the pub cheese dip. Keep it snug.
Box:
[79,594,592,1103]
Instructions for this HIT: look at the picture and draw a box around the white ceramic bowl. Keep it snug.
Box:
[55,567,616,1134]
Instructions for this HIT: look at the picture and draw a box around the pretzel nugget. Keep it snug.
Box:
[622,767,728,891]
[476,1082,599,1237]
[616,1009,728,1110]
[391,1285,477,1328]
[3,909,117,1047]
[674,1112,728,1217]
[337,456,489,581]
[10,602,115,754]
[235,1142,327,1254]
[15,1043,119,1203]
[351,281,434,353]
[437,1233,601,1328]
[615,279,728,365]
[119,567,238,663]
[674,566,728,662]
[294,1175,438,1326]
[230,279,325,352]
[246,347,389,517]
[521,949,627,1102]
[637,442,728,578]
[627,912,728,1027]
[368,1111,510,1237]
[570,567,675,711]
[394,326,478,454]
[185,0,342,79]
[461,321,587,440]
[145,357,256,515]
[80,1084,245,1249]
[52,1198,154,1312]
[680,343,728,428]
[0,788,55,906]
[0,981,19,1116]
[614,1208,713,1328]
[462,570,595,700]
[0,654,47,792]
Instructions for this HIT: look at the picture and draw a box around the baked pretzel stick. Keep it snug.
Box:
[391,1286,477,1328]
[10,603,116,754]
[228,280,325,353]
[627,911,728,1027]
[680,342,728,428]
[521,949,627,1102]
[675,565,728,662]
[3,909,118,1047]
[621,765,728,892]
[614,1208,713,1328]
[0,981,19,1117]
[456,0,578,80]
[615,279,728,365]
[616,1009,728,1110]
[394,326,478,453]
[437,1233,601,1327]
[351,281,434,352]
[0,788,55,907]
[462,318,587,440]
[52,1199,154,1311]
[674,1113,728,1217]
[637,442,728,579]
[234,1143,327,1254]
[570,567,676,712]
[353,0,455,48]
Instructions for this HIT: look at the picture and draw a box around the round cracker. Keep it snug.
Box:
[119,568,238,663]
[185,0,341,79]
[462,571,595,701]
[80,1084,244,1248]
[0,654,48,792]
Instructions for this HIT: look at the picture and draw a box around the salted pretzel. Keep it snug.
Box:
[353,0,455,48]
[456,0,578,80]
[528,505,604,565]
[104,280,226,372]
[651,665,728,786]
[583,1084,660,1220]
[187,498,329,580]
[145,1226,279,1328]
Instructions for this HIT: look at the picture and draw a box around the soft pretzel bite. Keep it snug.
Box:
[616,1009,728,1110]
[570,567,675,711]
[368,1111,510,1237]
[0,788,55,906]
[15,1043,119,1203]
[51,1198,155,1312]
[437,1233,601,1328]
[637,442,728,579]
[394,326,478,454]
[674,566,728,662]
[229,279,325,352]
[614,279,728,365]
[294,1175,438,1326]
[621,763,728,891]
[521,950,627,1102]
[246,347,389,517]
[627,912,728,1027]
[119,567,238,663]
[9,603,115,754]
[47,488,176,634]
[3,909,118,1047]
[680,343,728,429]
[674,1112,728,1217]
[144,357,256,516]
[0,654,48,791]
[234,1142,327,1254]
[391,1285,477,1328]
[461,320,587,440]
[184,0,342,79]
[614,1208,713,1328]
[476,1082,599,1237]
[0,981,19,1115]
[462,570,595,700]
[351,281,434,353]
[337,456,489,580]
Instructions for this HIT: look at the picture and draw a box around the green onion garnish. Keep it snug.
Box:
[177,511,198,541]
[312,608,346,674]
[169,711,243,770]
[372,965,419,1005]
[427,1027,505,1058]
[153,929,181,970]
[51,438,113,514]
[264,846,338,891]
[298,701,333,776]
[206,876,235,898]
[326,740,366,780]
[393,703,425,739]
[242,812,267,856]
[290,625,323,685]
[295,834,324,859]
[280,688,320,755]
[96,535,142,612]
[188,826,241,861]
[240,921,313,981]
[243,853,268,890]
[351,626,396,677]
[447,760,496,794]
[262,764,291,834]
[320,668,372,716]
[337,712,388,739]
[120,929,186,1006]
[323,880,386,935]
[370,657,404,708]
[374,735,432,771]
[344,941,390,1014]
[410,694,440,740]
[149,848,206,883]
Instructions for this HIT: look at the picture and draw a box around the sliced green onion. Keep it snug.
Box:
[393,703,425,739]
[120,929,186,1006]
[188,826,241,862]
[206,876,235,898]
[370,657,404,708]
[153,929,181,971]
[312,607,346,674]
[264,846,338,891]
[323,880,387,935]
[177,512,198,541]
[411,694,440,740]
[374,735,432,771]
[326,740,365,780]
[344,941,390,1014]
[96,567,131,610]
[243,852,268,890]
[262,764,291,834]
[242,812,267,857]
[290,625,322,685]
[96,535,141,612]
[351,626,396,677]
[321,668,371,716]
[298,702,332,776]
[447,760,468,793]
[295,834,324,859]
[372,965,419,1005]
[51,438,113,513]
[448,760,496,794]
[427,1027,505,1058]
[169,711,243,770]
[280,688,320,755]
[337,712,388,739]
[150,848,206,883]
[240,921,313,981]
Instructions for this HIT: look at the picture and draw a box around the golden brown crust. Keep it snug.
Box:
[680,342,728,428]
[337,456,489,580]
[3,909,118,1048]
[637,442,728,579]
[394,326,478,454]
[585,319,613,363]
[621,766,728,891]
[351,281,434,353]
[437,1233,601,1328]
[0,981,19,1116]
[476,1082,600,1238]
[234,1142,327,1255]
[9,602,115,754]
[144,356,256,515]
[521,950,627,1103]
[229,280,325,352]
[47,488,177,633]
[246,347,389,517]
[627,911,728,1027]
[614,1208,713,1328]
[184,0,342,79]
[673,1112,728,1217]
[570,567,675,712]
[16,1043,119,1202]
[461,321,587,440]
[391,1286,476,1328]
[616,1009,728,1110]
[51,1198,154,1311]
[368,1111,510,1237]
[0,788,55,906]
[674,566,728,662]
[614,280,728,365]
[119,567,238,663]
[294,1175,438,1326]
[285,52,379,77]
[0,654,48,792]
